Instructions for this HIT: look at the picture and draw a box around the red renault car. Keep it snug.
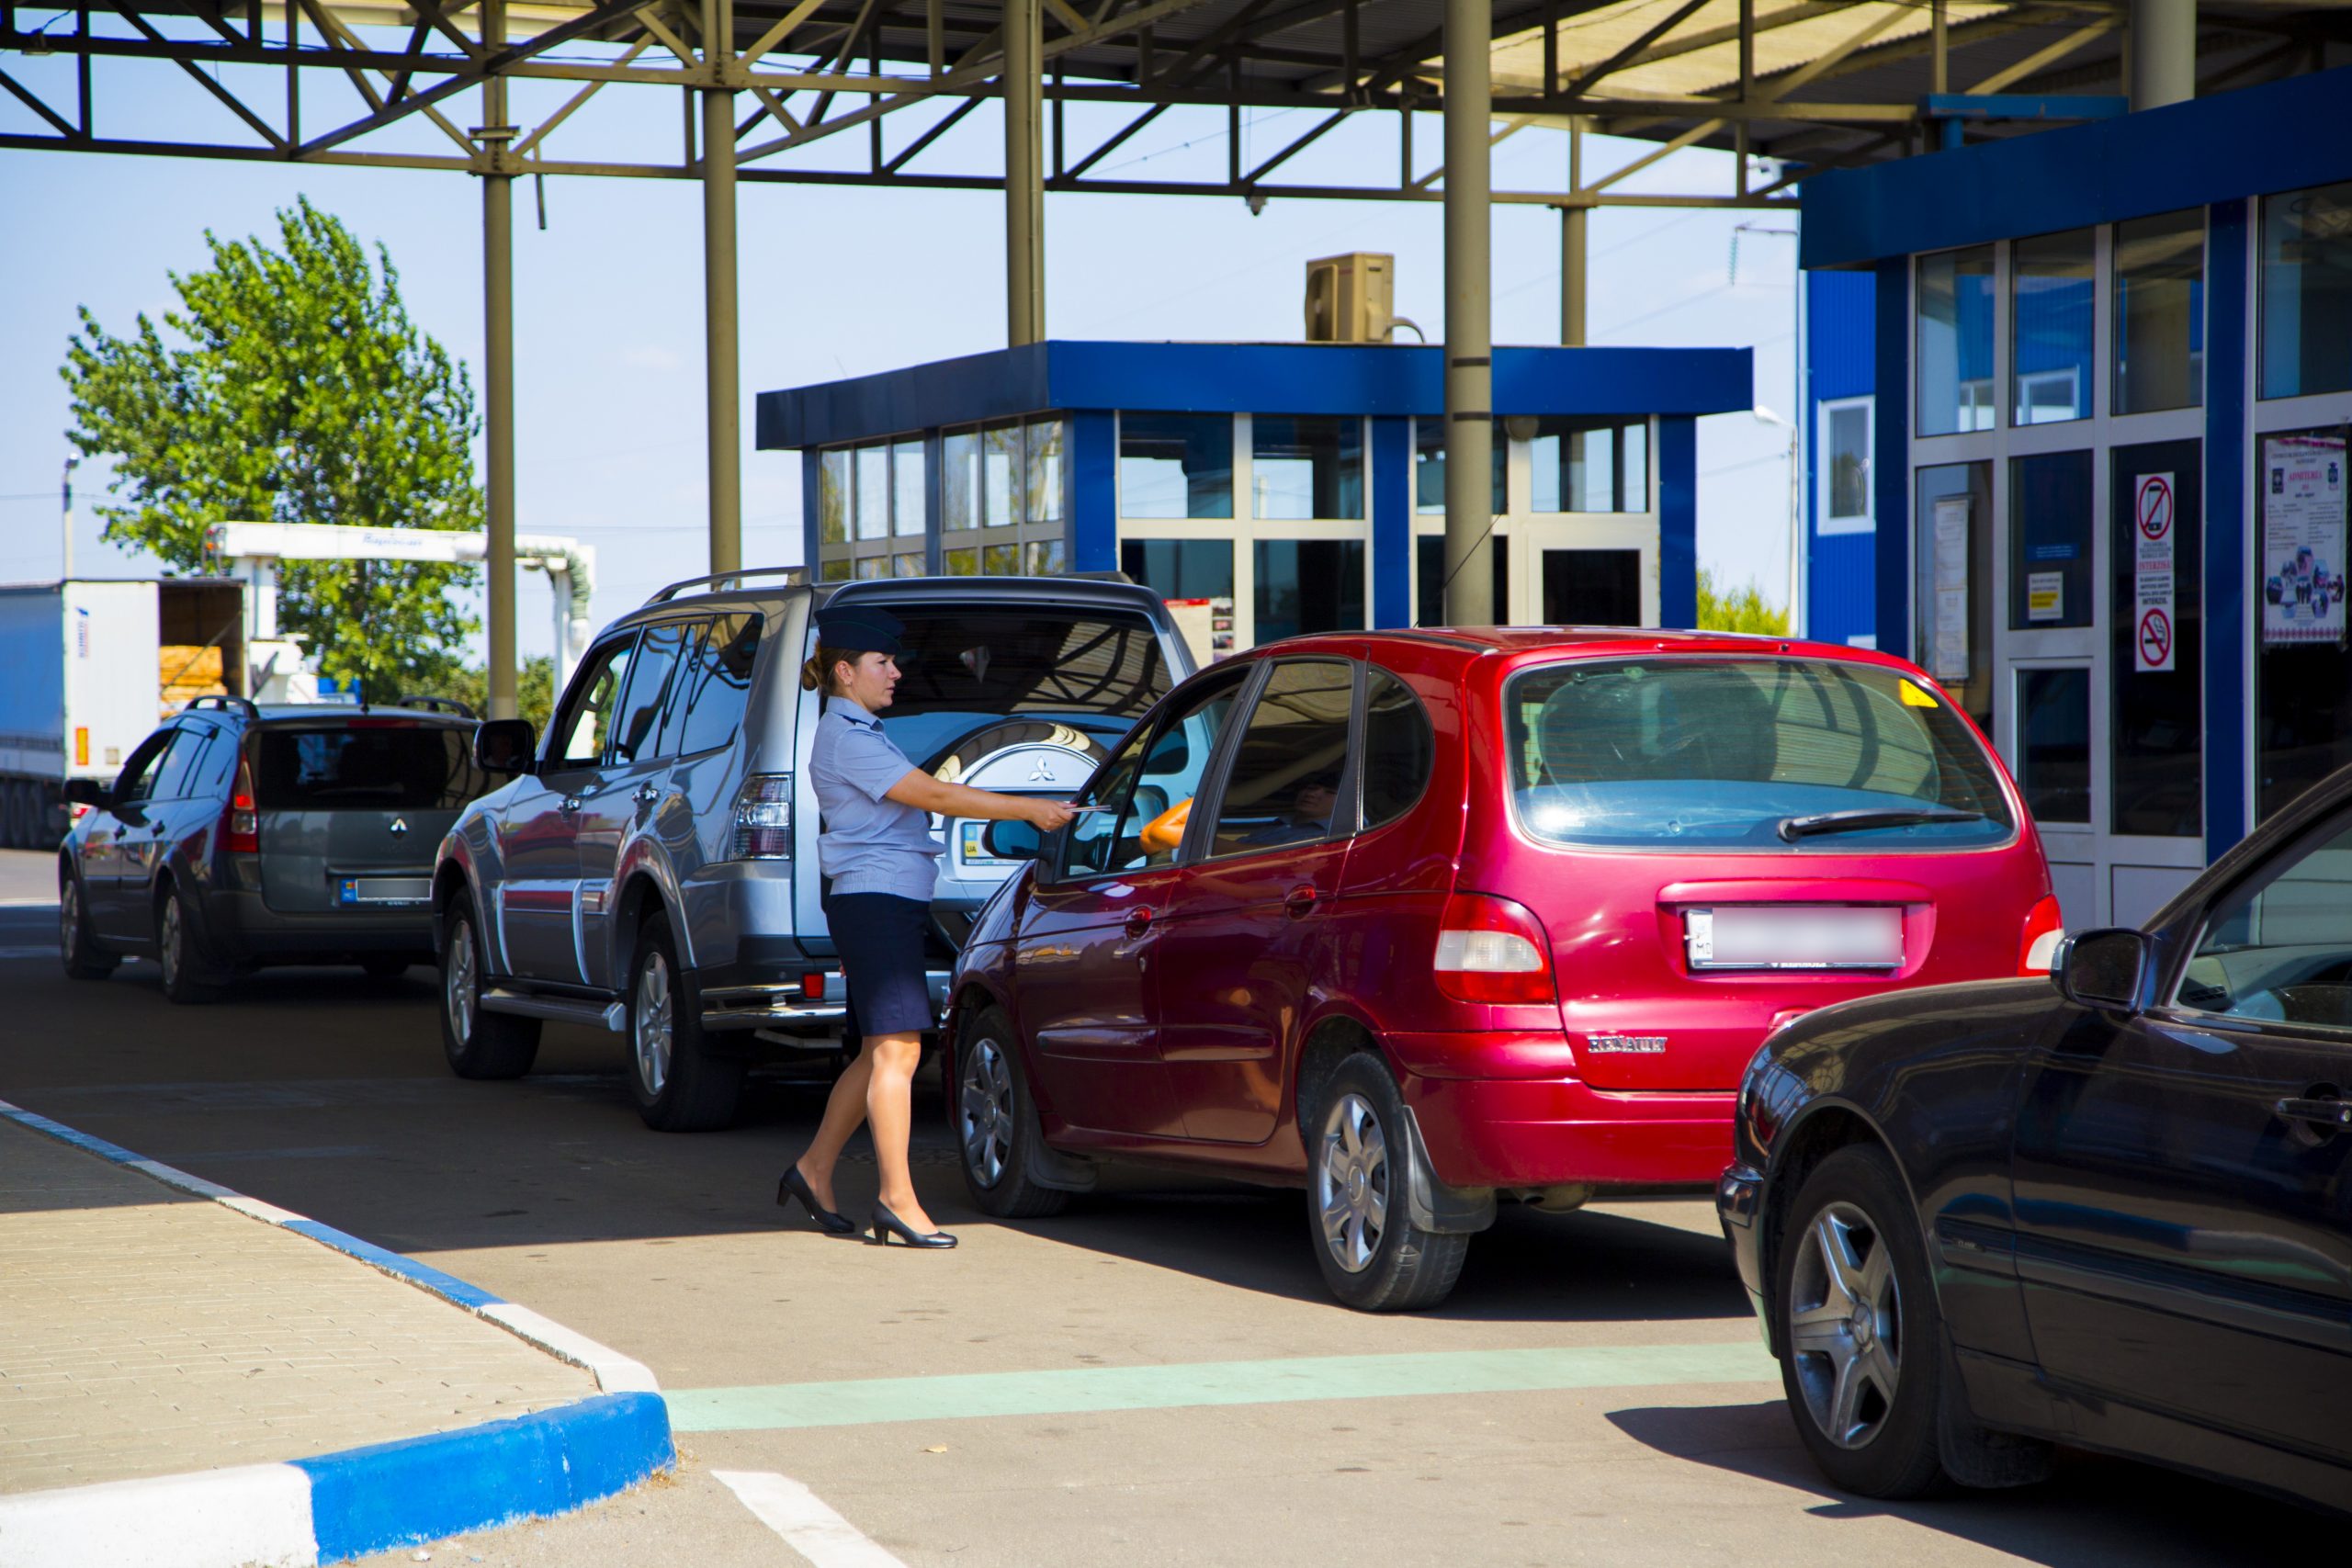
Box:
[947,629,2058,1310]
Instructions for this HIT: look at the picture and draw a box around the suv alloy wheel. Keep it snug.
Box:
[1306,1054,1469,1312]
[626,912,744,1133]
[439,893,540,1079]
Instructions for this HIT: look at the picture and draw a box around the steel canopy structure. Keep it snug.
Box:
[6,0,2344,708]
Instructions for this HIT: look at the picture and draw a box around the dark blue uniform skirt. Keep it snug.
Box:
[825,891,936,1042]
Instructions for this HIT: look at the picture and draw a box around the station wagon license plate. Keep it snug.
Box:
[1685,906,1902,970]
[338,877,431,908]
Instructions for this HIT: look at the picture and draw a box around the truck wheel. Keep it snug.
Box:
[627,913,743,1133]
[953,1005,1069,1219]
[440,893,539,1079]
[1306,1053,1470,1313]
[59,871,116,981]
[154,885,221,1004]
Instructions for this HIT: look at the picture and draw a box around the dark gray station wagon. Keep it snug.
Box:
[434,571,1191,1132]
[60,695,492,1001]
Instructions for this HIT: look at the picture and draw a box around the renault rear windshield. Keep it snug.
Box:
[255,725,492,811]
[869,607,1173,767]
[1503,658,2015,852]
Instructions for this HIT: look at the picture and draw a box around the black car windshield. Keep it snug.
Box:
[871,609,1171,766]
[255,725,492,811]
[1503,657,2014,851]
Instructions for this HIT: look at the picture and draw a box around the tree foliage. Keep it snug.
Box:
[62,197,481,694]
[1695,566,1790,637]
[447,656,557,734]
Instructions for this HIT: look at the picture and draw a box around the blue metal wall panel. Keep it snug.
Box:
[1371,416,1412,628]
[1069,410,1118,574]
[1804,64,2352,268]
[1872,257,1913,660]
[1805,271,1878,647]
[758,342,1754,449]
[2205,198,2250,862]
[1659,416,1698,629]
[1808,271,1877,401]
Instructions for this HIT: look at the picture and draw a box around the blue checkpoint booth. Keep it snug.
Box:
[1792,63,2352,931]
[755,341,1751,654]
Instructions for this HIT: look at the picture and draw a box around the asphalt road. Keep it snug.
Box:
[0,848,2324,1566]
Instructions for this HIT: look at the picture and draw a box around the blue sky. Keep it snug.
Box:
[0,37,1799,659]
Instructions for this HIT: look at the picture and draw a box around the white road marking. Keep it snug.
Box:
[713,1471,910,1568]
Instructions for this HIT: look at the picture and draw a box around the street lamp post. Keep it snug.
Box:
[1753,406,1801,634]
[61,457,78,581]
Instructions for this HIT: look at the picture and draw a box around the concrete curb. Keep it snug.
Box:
[0,1100,676,1567]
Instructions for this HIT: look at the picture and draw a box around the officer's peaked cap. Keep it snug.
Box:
[812,604,906,656]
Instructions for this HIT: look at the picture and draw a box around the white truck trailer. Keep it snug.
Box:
[0,579,247,850]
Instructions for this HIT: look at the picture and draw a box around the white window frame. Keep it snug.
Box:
[1817,395,1875,536]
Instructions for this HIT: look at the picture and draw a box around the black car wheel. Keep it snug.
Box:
[154,885,220,1004]
[440,893,539,1079]
[1775,1144,1949,1498]
[58,871,116,981]
[1306,1053,1469,1313]
[627,912,743,1133]
[953,1005,1069,1220]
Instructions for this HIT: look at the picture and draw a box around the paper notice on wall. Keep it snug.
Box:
[2132,471,2177,672]
[2027,571,2064,623]
[1930,496,1970,682]
[2263,433,2347,647]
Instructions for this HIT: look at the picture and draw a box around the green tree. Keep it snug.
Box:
[1695,566,1790,637]
[447,656,557,735]
[62,197,481,694]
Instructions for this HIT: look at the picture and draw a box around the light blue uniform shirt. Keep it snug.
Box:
[809,696,942,900]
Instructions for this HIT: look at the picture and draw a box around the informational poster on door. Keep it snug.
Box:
[2263,433,2346,646]
[1930,496,1970,682]
[2132,471,2177,672]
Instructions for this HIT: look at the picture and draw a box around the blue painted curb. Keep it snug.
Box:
[297,1393,675,1562]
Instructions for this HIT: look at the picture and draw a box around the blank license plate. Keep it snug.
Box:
[338,877,430,907]
[1686,906,1903,970]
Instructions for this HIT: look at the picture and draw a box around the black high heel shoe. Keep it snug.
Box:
[867,1201,956,1248]
[777,1166,855,1235]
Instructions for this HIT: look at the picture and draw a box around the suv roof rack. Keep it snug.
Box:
[644,566,808,606]
[181,694,260,719]
[393,694,478,718]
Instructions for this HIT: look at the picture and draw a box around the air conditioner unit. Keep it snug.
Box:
[1305,253,1394,343]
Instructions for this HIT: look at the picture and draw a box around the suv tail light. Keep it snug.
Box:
[2018,895,2064,976]
[731,773,793,859]
[220,753,259,854]
[1433,892,1555,1005]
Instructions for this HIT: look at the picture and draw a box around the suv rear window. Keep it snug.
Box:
[873,607,1173,765]
[1504,658,2014,851]
[255,726,492,811]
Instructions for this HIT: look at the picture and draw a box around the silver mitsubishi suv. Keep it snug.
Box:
[433,571,1191,1130]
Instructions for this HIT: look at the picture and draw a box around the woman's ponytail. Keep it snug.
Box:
[800,645,851,694]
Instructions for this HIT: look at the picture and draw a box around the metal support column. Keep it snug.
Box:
[703,0,741,576]
[1004,0,1045,345]
[1441,0,1493,625]
[1561,119,1586,347]
[480,0,517,721]
[2130,0,2195,111]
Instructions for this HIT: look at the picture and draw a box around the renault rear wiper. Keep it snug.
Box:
[1776,807,1985,842]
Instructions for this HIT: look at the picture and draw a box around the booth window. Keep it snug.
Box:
[820,436,928,576]
[2114,209,2205,414]
[983,426,1018,531]
[1119,413,1234,518]
[2009,451,2095,630]
[1530,416,1649,513]
[2015,668,2091,824]
[1253,415,1363,519]
[1820,398,1873,534]
[2261,181,2352,400]
[1917,245,1997,435]
[944,431,978,530]
[937,417,1068,577]
[891,441,925,537]
[1914,460,1995,734]
[1256,539,1364,640]
[819,450,849,545]
[1121,539,1234,601]
[2012,229,2093,425]
[2109,439,2202,837]
[2255,426,2352,819]
[1025,420,1065,526]
[1413,418,1505,514]
[1415,536,1509,627]
[854,446,889,540]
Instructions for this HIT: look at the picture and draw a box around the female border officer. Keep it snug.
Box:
[778,604,1076,1248]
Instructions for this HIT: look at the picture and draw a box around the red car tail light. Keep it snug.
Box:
[2018,895,2064,976]
[221,753,260,853]
[731,773,794,859]
[1433,892,1555,1005]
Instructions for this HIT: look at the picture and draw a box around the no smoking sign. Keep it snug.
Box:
[2139,606,2174,670]
[2134,472,2177,672]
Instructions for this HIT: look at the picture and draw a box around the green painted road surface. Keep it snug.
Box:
[668,1340,1781,1432]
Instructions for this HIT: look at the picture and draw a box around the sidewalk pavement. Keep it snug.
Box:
[0,1104,673,1567]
